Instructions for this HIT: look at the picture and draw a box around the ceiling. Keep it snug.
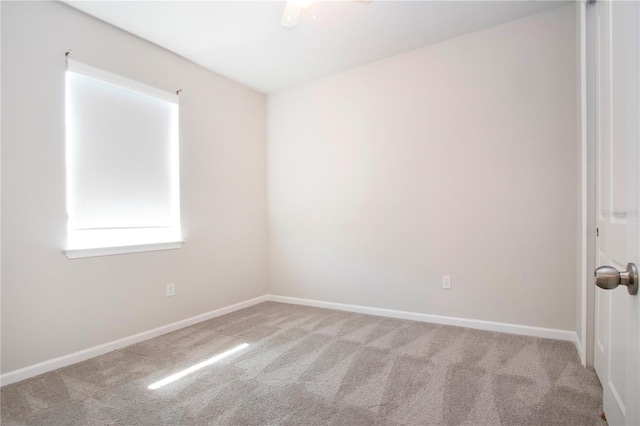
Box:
[62,1,569,94]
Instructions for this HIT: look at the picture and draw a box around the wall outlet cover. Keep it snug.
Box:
[166,283,175,297]
[442,276,452,289]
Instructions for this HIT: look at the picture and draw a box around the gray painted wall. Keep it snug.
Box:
[1,1,582,377]
[267,5,579,330]
[1,1,267,373]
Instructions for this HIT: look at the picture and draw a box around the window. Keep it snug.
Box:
[64,60,182,259]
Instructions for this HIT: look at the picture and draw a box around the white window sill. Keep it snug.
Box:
[65,240,184,259]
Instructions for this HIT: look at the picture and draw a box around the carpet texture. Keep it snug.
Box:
[1,302,605,425]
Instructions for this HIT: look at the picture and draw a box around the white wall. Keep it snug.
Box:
[1,2,267,373]
[1,1,583,377]
[267,4,579,330]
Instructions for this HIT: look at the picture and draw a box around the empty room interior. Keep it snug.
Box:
[2,0,639,425]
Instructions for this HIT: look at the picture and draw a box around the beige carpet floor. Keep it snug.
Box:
[1,301,605,425]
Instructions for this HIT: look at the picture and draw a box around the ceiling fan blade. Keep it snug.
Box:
[281,1,301,28]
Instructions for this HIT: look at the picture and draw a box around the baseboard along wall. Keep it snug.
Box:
[0,295,269,387]
[574,334,587,367]
[268,295,577,342]
[0,293,580,386]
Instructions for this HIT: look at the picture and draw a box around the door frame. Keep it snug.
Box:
[578,0,597,369]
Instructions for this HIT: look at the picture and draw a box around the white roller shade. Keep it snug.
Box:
[65,60,181,252]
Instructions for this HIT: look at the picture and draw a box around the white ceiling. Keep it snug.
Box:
[62,1,569,94]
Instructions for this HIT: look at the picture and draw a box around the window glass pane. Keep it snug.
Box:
[66,66,179,230]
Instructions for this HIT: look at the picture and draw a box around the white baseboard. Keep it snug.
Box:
[0,295,269,387]
[574,333,586,366]
[1,293,579,387]
[267,295,576,342]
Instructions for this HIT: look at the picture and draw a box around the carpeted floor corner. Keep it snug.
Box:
[1,302,605,425]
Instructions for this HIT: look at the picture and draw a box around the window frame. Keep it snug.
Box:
[64,60,183,259]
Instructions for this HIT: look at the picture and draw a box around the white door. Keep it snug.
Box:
[593,0,639,425]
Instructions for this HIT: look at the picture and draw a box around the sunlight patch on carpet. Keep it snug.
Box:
[148,343,249,390]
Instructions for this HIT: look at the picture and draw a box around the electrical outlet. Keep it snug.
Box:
[166,283,175,297]
[442,276,451,289]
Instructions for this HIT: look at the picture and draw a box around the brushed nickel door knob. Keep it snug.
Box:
[594,263,638,295]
